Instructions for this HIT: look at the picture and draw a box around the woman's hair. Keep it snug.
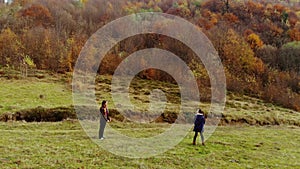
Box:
[101,100,107,107]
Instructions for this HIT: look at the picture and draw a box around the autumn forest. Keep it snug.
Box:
[1,0,300,112]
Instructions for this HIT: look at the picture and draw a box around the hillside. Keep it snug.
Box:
[0,69,299,126]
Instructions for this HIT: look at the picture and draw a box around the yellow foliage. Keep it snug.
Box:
[80,0,88,4]
[246,33,264,50]
[24,55,36,68]
[210,14,218,24]
[0,28,20,66]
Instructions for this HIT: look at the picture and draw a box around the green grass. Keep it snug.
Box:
[0,80,72,114]
[0,69,300,168]
[1,71,300,126]
[95,75,183,112]
[224,93,300,126]
[0,121,299,168]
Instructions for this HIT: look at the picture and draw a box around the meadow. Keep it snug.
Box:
[0,70,300,168]
[0,121,299,168]
[0,69,73,115]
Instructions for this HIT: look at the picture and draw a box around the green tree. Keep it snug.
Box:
[279,41,300,73]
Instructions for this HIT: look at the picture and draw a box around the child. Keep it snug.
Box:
[193,109,206,146]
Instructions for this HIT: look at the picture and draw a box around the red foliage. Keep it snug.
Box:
[223,13,239,23]
[20,4,53,27]
[288,11,298,28]
[289,28,300,41]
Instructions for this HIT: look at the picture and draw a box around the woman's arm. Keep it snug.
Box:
[107,108,111,122]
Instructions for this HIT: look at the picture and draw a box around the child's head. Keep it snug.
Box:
[198,109,204,114]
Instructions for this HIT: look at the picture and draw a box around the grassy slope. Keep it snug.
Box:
[95,75,300,125]
[0,80,72,114]
[0,70,300,168]
[1,71,299,125]
[0,121,299,168]
[0,69,72,114]
[224,94,300,126]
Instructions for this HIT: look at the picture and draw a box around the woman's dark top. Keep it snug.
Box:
[100,107,110,122]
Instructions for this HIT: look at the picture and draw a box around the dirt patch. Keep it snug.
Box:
[0,106,76,122]
[154,112,178,123]
[0,107,180,124]
[1,107,300,127]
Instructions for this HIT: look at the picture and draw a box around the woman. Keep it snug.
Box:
[99,100,110,140]
[193,108,206,146]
